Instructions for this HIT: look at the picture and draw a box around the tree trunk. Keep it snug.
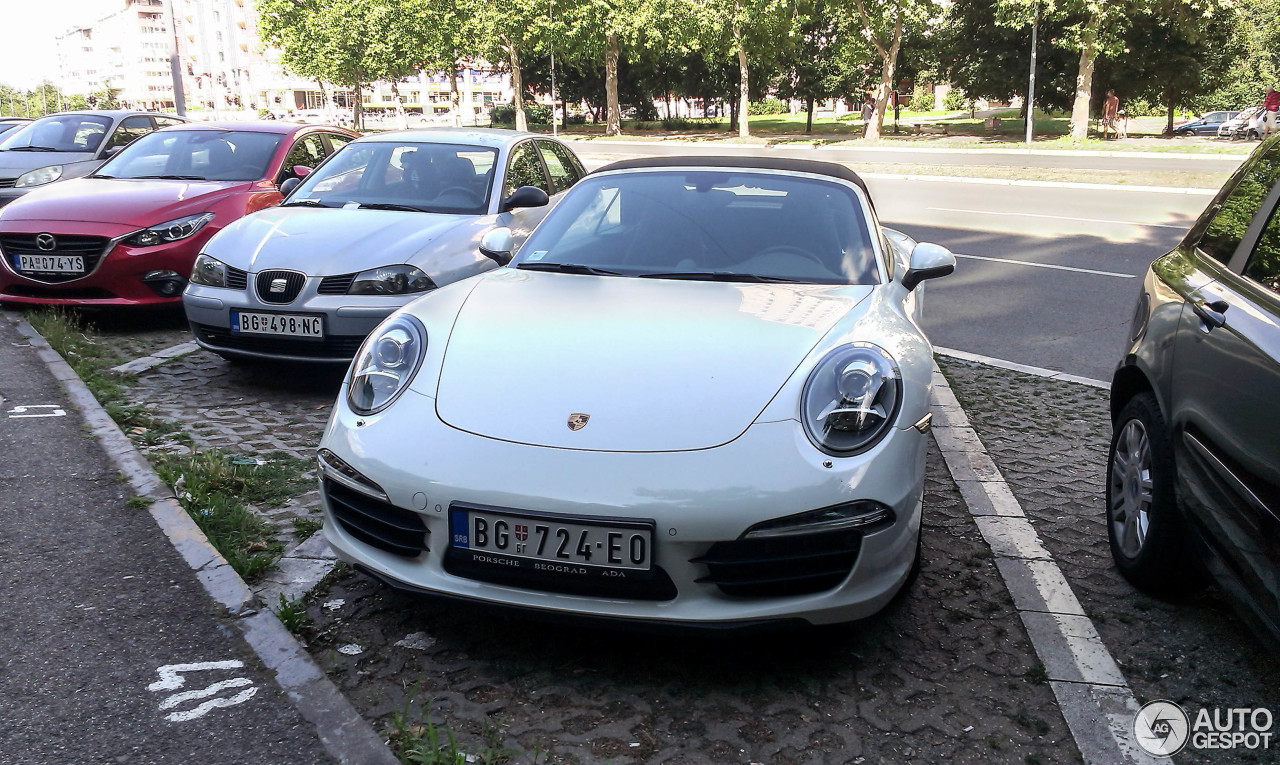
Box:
[805,96,815,133]
[353,85,363,131]
[1069,15,1101,140]
[729,96,738,132]
[1165,84,1176,135]
[506,39,527,132]
[605,32,621,136]
[734,24,750,138]
[860,11,903,141]
[450,66,462,127]
[390,81,408,129]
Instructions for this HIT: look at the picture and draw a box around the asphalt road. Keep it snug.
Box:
[0,318,331,765]
[579,152,1213,380]
[568,138,1247,173]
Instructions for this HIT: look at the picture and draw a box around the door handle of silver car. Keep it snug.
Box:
[1191,298,1229,332]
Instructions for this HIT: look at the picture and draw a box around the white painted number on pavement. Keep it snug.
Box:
[148,660,258,722]
[7,404,66,419]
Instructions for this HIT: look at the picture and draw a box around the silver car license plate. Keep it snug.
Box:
[15,254,83,274]
[231,310,324,338]
[450,507,652,571]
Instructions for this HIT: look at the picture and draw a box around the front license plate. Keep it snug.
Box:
[15,254,83,274]
[230,310,323,338]
[450,507,653,572]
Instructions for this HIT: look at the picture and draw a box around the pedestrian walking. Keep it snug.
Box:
[860,95,874,123]
[1102,89,1120,139]
[1262,85,1279,139]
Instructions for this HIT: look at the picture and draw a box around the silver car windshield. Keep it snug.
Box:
[286,142,497,215]
[514,171,880,285]
[0,114,111,152]
[96,130,285,181]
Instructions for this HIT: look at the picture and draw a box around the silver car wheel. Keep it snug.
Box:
[1109,419,1153,559]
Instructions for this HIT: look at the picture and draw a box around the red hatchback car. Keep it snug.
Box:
[0,122,357,306]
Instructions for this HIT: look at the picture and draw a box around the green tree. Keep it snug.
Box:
[774,0,861,132]
[473,0,558,131]
[850,0,940,139]
[686,0,795,137]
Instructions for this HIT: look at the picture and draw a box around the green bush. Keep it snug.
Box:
[749,97,788,115]
[661,116,719,130]
[489,101,552,126]
[1121,97,1162,117]
[944,87,969,111]
[909,86,934,112]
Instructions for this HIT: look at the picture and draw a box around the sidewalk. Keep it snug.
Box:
[0,317,337,764]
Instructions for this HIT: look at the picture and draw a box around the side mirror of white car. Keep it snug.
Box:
[480,227,515,265]
[902,242,956,291]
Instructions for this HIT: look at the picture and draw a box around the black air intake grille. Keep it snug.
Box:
[226,266,248,290]
[0,178,16,189]
[324,479,428,558]
[692,530,862,598]
[317,273,356,295]
[255,269,306,303]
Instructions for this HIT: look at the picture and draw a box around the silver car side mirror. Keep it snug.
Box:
[479,227,515,265]
[902,242,956,291]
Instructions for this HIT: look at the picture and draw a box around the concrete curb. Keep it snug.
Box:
[6,310,398,765]
[929,363,1157,765]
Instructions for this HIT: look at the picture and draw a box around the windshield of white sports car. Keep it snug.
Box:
[282,141,497,215]
[513,171,880,285]
[93,130,286,181]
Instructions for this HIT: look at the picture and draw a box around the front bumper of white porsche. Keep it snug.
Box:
[318,386,928,627]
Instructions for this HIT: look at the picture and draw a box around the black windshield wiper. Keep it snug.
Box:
[516,262,625,276]
[132,174,207,180]
[8,146,59,152]
[88,173,115,179]
[281,198,333,208]
[637,271,806,283]
[356,202,429,212]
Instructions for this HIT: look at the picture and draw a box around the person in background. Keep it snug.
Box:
[1102,90,1121,139]
[1262,85,1279,139]
[860,95,874,122]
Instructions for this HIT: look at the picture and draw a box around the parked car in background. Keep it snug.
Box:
[1218,106,1262,139]
[1108,135,1280,645]
[183,129,583,362]
[316,157,955,628]
[0,121,357,307]
[1173,110,1239,136]
[0,111,186,208]
[0,117,32,138]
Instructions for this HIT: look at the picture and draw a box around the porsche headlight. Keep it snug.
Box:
[126,213,215,247]
[348,265,436,295]
[190,253,228,287]
[801,343,901,456]
[347,314,427,415]
[14,164,64,188]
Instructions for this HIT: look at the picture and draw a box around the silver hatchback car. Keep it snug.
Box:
[182,128,585,362]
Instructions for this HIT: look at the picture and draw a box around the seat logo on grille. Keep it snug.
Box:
[269,278,288,293]
[567,413,590,431]
[35,233,56,251]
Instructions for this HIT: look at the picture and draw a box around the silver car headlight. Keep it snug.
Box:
[189,253,227,287]
[15,164,64,188]
[347,314,427,415]
[348,265,436,295]
[801,343,901,456]
[125,212,215,247]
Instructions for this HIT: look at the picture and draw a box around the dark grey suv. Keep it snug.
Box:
[1109,136,1280,644]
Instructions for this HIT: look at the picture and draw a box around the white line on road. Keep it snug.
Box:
[955,253,1136,278]
[927,207,1188,229]
[935,347,1110,389]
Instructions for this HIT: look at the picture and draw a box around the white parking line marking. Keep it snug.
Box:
[110,342,201,375]
[935,347,1110,389]
[148,661,257,722]
[927,207,1188,229]
[954,253,1136,278]
[6,404,67,418]
[930,367,1159,764]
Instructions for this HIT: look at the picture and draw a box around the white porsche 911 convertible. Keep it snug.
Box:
[316,156,956,628]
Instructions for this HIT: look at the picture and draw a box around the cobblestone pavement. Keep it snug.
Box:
[305,444,1076,764]
[939,359,1280,763]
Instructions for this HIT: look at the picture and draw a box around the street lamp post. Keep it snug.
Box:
[1025,1,1038,146]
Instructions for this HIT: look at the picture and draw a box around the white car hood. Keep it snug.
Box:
[206,207,472,274]
[432,269,875,452]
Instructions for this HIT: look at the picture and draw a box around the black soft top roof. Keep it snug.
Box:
[590,155,874,206]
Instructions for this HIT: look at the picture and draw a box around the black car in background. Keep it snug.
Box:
[1173,110,1240,136]
[1108,135,1280,644]
[0,110,186,207]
